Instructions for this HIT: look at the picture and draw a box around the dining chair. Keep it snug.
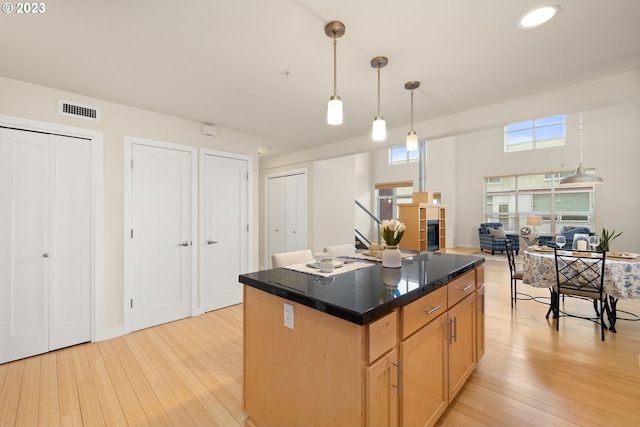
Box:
[323,243,355,257]
[271,249,314,268]
[553,248,607,341]
[505,239,523,309]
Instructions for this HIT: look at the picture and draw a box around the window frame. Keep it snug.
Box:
[504,115,565,153]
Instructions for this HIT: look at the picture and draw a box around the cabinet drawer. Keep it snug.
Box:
[401,286,447,339]
[368,310,398,363]
[448,270,476,308]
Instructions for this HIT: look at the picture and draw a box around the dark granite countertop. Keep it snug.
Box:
[239,252,485,325]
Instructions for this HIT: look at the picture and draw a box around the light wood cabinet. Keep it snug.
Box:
[399,270,479,427]
[399,192,446,252]
[243,265,484,427]
[398,203,427,252]
[367,348,399,427]
[446,293,476,402]
[400,313,448,427]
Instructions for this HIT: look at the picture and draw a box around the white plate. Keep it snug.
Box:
[306,260,344,268]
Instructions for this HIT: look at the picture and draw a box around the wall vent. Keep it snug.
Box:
[58,99,100,121]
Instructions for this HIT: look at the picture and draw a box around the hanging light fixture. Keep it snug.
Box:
[371,56,388,141]
[560,112,604,185]
[325,21,345,125]
[405,81,420,151]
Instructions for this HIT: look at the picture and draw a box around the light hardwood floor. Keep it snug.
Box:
[1,258,640,426]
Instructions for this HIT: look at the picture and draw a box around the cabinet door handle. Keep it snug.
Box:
[462,284,473,292]
[424,305,441,315]
[391,361,402,395]
[43,253,49,258]
[452,317,458,343]
[207,239,218,245]
[179,241,190,247]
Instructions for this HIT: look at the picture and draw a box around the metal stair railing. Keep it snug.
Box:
[355,200,382,246]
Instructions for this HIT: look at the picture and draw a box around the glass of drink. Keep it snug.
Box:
[555,235,566,249]
[589,235,600,250]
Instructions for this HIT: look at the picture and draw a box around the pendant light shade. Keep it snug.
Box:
[560,112,604,185]
[325,21,345,125]
[405,81,420,151]
[371,56,388,141]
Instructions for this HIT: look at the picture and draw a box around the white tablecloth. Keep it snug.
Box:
[522,250,640,299]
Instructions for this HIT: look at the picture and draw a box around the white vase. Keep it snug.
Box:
[381,245,402,268]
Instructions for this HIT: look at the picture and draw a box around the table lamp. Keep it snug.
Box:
[526,215,542,236]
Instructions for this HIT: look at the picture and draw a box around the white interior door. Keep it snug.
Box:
[0,129,50,364]
[48,135,92,351]
[285,173,308,251]
[0,129,91,364]
[202,153,248,311]
[130,143,193,331]
[268,176,287,263]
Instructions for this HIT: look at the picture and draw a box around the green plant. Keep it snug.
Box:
[380,219,406,246]
[598,228,623,251]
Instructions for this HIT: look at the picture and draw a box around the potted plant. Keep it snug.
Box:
[598,228,623,251]
[380,219,406,268]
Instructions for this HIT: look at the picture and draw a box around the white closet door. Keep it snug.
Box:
[268,176,287,263]
[0,129,50,364]
[131,143,193,331]
[285,173,307,251]
[203,154,248,311]
[48,135,91,351]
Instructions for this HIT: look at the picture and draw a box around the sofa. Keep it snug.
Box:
[538,226,595,248]
[478,222,520,255]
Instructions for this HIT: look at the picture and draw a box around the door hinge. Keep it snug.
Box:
[131,229,134,238]
[246,172,249,180]
[130,299,133,308]
[247,224,249,232]
[131,159,134,169]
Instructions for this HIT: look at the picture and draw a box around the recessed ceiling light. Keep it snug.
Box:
[518,5,560,29]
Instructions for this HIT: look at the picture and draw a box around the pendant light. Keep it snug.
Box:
[405,81,420,151]
[325,21,345,125]
[371,56,388,141]
[559,112,604,185]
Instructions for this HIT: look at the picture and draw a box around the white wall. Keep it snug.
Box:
[454,103,640,252]
[0,76,261,338]
[313,156,356,254]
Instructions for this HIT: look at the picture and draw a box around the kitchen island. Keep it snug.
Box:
[239,252,485,427]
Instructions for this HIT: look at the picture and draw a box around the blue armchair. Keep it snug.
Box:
[478,223,520,255]
[538,226,595,248]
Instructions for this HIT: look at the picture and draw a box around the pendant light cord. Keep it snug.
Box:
[332,36,337,97]
[578,111,584,166]
[377,65,381,117]
[410,89,414,132]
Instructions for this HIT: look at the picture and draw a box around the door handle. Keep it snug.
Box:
[207,239,218,245]
[43,253,49,258]
[179,241,190,246]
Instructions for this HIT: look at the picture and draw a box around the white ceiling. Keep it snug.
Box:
[1,0,639,157]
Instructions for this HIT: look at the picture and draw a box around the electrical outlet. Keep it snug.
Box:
[284,303,294,330]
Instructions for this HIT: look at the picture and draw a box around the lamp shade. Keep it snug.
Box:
[327,96,343,125]
[559,165,604,185]
[372,117,386,141]
[406,132,418,151]
[526,216,542,226]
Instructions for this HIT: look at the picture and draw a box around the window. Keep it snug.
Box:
[484,172,596,235]
[505,115,565,152]
[375,181,413,220]
[389,145,419,165]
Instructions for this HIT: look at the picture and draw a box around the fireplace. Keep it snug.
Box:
[427,220,439,251]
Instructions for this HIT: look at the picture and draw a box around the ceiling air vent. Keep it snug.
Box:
[58,99,100,121]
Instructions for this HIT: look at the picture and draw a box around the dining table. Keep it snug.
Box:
[522,247,640,332]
